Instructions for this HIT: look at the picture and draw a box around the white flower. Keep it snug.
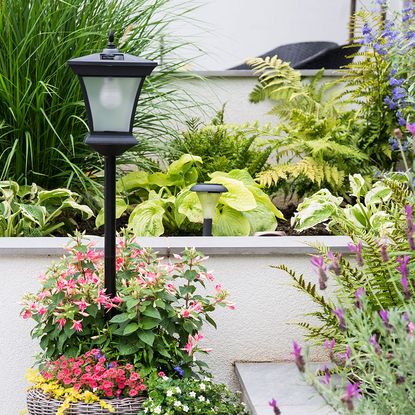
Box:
[166,389,174,397]
[198,395,205,402]
[154,406,162,414]
[175,387,181,394]
[189,391,196,398]
[183,405,189,412]
[174,400,181,407]
[199,383,206,391]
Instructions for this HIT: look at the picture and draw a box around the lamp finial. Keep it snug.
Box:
[107,30,116,49]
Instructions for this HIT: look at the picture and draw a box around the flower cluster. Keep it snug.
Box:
[143,374,249,415]
[26,368,114,415]
[41,350,146,399]
[21,234,233,372]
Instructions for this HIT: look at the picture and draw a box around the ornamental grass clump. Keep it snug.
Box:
[21,234,234,375]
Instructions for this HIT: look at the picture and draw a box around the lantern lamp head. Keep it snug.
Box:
[190,183,228,220]
[67,31,158,156]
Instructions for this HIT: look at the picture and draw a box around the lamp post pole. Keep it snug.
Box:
[104,154,117,298]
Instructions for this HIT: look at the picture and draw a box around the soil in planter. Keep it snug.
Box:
[59,202,330,237]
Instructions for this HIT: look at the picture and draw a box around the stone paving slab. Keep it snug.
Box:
[235,362,338,415]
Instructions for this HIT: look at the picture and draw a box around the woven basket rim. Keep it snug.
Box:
[27,387,147,405]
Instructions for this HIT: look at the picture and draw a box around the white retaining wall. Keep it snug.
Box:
[0,236,351,414]
[170,70,339,126]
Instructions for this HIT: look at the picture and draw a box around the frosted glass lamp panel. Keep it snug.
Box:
[83,77,141,132]
[197,192,220,219]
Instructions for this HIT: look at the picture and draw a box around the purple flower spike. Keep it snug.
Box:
[354,287,366,309]
[337,345,351,363]
[379,310,392,330]
[405,205,415,250]
[327,251,342,276]
[380,244,389,262]
[324,339,335,361]
[369,334,382,355]
[334,308,346,331]
[311,255,328,290]
[341,382,361,411]
[292,341,305,372]
[269,398,281,415]
[348,241,364,267]
[321,366,331,385]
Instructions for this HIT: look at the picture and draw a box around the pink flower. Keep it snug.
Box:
[38,307,47,316]
[74,300,89,312]
[57,318,66,329]
[407,122,415,136]
[72,320,83,332]
[22,310,32,319]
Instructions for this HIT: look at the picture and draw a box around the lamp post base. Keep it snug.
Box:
[203,218,213,236]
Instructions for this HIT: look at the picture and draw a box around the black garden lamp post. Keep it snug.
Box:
[190,183,228,236]
[67,31,157,299]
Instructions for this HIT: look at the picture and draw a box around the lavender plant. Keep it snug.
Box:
[292,294,415,414]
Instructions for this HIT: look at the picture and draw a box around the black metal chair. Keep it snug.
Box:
[294,44,361,70]
[229,42,359,70]
[229,41,338,70]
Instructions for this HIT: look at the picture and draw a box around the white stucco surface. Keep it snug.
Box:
[0,236,350,414]
[168,0,403,70]
[170,70,339,126]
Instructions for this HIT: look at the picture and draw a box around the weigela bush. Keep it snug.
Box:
[21,234,234,373]
[143,372,250,415]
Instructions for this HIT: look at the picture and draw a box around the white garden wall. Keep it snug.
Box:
[170,70,339,126]
[0,236,351,414]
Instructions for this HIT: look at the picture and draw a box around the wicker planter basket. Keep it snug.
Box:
[27,388,146,415]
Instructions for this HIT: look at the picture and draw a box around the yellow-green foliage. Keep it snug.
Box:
[248,57,369,196]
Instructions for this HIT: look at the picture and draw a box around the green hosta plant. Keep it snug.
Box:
[292,174,396,237]
[21,234,235,374]
[0,181,93,236]
[97,154,283,236]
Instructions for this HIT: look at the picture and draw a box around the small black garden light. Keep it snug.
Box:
[190,183,228,236]
[67,31,157,299]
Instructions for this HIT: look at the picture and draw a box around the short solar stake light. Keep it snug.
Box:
[190,183,228,236]
[67,31,157,301]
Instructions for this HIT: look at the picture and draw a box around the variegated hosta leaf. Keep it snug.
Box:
[176,190,203,224]
[292,189,342,231]
[364,182,392,206]
[128,200,165,236]
[116,171,149,193]
[212,205,251,236]
[369,211,394,236]
[349,174,370,199]
[343,205,370,228]
[242,202,278,234]
[96,198,128,228]
[207,176,257,212]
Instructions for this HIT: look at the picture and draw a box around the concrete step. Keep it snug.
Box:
[235,362,338,415]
